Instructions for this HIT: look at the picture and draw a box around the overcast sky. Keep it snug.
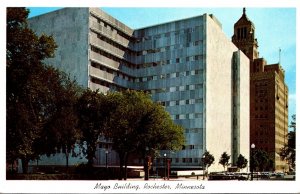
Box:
[28,7,296,123]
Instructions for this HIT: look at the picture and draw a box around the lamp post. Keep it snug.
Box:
[105,150,109,169]
[164,153,167,180]
[202,155,206,180]
[250,143,255,181]
[145,147,149,180]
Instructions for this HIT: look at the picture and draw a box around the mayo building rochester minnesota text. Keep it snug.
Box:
[28,7,286,172]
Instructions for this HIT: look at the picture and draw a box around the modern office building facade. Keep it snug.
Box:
[232,8,289,171]
[29,8,250,172]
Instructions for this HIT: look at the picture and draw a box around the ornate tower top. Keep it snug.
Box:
[232,8,259,62]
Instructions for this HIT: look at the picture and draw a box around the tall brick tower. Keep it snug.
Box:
[232,8,259,71]
[232,8,289,171]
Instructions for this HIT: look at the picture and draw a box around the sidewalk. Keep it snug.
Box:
[126,176,208,181]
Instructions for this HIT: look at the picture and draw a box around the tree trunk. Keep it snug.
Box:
[36,159,39,173]
[118,153,124,180]
[124,152,128,180]
[144,157,149,180]
[21,157,28,174]
[66,153,69,173]
[87,144,94,167]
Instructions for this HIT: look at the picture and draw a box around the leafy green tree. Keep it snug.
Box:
[202,151,215,175]
[104,90,138,180]
[236,154,248,171]
[6,7,57,173]
[135,100,184,180]
[219,152,230,172]
[252,149,273,172]
[105,90,184,180]
[279,114,296,170]
[38,70,82,169]
[76,89,108,166]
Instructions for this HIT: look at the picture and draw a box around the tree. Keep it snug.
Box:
[6,7,57,173]
[7,7,82,173]
[105,90,184,180]
[236,154,248,171]
[202,151,215,175]
[219,152,230,172]
[76,89,107,167]
[37,70,82,170]
[134,99,184,180]
[252,149,273,172]
[279,114,296,170]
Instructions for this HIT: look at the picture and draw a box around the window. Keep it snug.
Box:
[179,114,185,119]
[195,113,202,118]
[189,113,194,119]
[176,58,180,63]
[154,34,161,39]
[170,101,176,106]
[195,84,203,89]
[170,87,176,92]
[179,100,185,105]
[186,114,190,119]
[189,85,195,90]
[196,98,203,103]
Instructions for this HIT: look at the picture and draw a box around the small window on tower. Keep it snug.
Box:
[237,28,241,40]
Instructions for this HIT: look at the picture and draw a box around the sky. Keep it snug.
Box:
[28,7,296,124]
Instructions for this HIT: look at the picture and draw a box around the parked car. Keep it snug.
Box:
[260,172,271,179]
[284,171,295,180]
[275,172,285,178]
